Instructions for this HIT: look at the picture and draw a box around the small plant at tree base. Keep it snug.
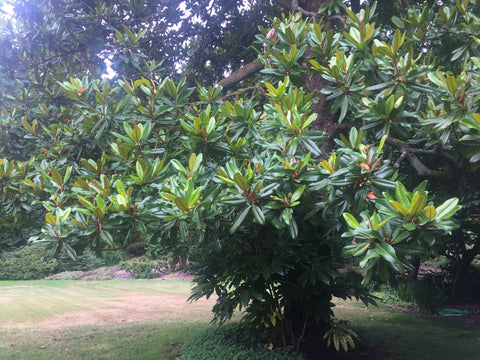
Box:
[323,320,360,353]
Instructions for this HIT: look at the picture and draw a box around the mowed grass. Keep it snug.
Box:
[1,281,480,360]
[0,280,215,360]
[0,280,211,326]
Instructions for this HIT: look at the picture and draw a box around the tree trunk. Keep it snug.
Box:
[407,256,421,282]
[451,234,480,298]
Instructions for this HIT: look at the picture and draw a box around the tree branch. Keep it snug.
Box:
[291,0,319,17]
[386,137,456,180]
[217,59,264,90]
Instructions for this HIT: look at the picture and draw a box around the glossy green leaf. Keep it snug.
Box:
[99,230,114,247]
[45,213,56,226]
[375,242,398,265]
[290,185,305,203]
[403,222,416,231]
[136,160,145,181]
[289,218,298,239]
[395,182,410,209]
[188,187,202,207]
[359,249,379,267]
[435,198,460,221]
[282,207,293,225]
[343,242,370,256]
[59,208,72,223]
[251,204,265,225]
[116,180,126,196]
[50,167,63,187]
[174,197,189,211]
[233,172,248,191]
[171,159,188,176]
[62,243,78,261]
[343,213,361,229]
[230,206,251,234]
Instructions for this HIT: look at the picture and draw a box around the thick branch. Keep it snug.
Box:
[386,137,455,180]
[291,0,319,17]
[217,59,264,90]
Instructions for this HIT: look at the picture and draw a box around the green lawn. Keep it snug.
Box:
[1,280,479,360]
[0,280,214,360]
[334,299,480,360]
[0,280,212,326]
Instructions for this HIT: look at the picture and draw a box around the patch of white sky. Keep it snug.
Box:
[0,0,14,21]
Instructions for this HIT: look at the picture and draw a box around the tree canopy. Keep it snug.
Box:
[0,0,479,356]
[1,0,284,85]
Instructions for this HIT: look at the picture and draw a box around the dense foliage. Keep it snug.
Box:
[0,246,58,280]
[1,0,479,354]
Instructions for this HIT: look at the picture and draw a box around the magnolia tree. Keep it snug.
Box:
[1,0,479,353]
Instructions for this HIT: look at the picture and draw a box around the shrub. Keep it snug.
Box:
[370,283,407,306]
[45,267,118,280]
[45,271,85,280]
[396,279,445,312]
[0,247,58,280]
[57,249,132,272]
[120,255,163,279]
[145,247,178,271]
[181,323,305,360]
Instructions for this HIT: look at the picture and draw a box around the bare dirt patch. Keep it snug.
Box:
[33,293,215,331]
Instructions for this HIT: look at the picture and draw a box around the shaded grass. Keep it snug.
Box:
[334,299,480,360]
[2,321,209,360]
